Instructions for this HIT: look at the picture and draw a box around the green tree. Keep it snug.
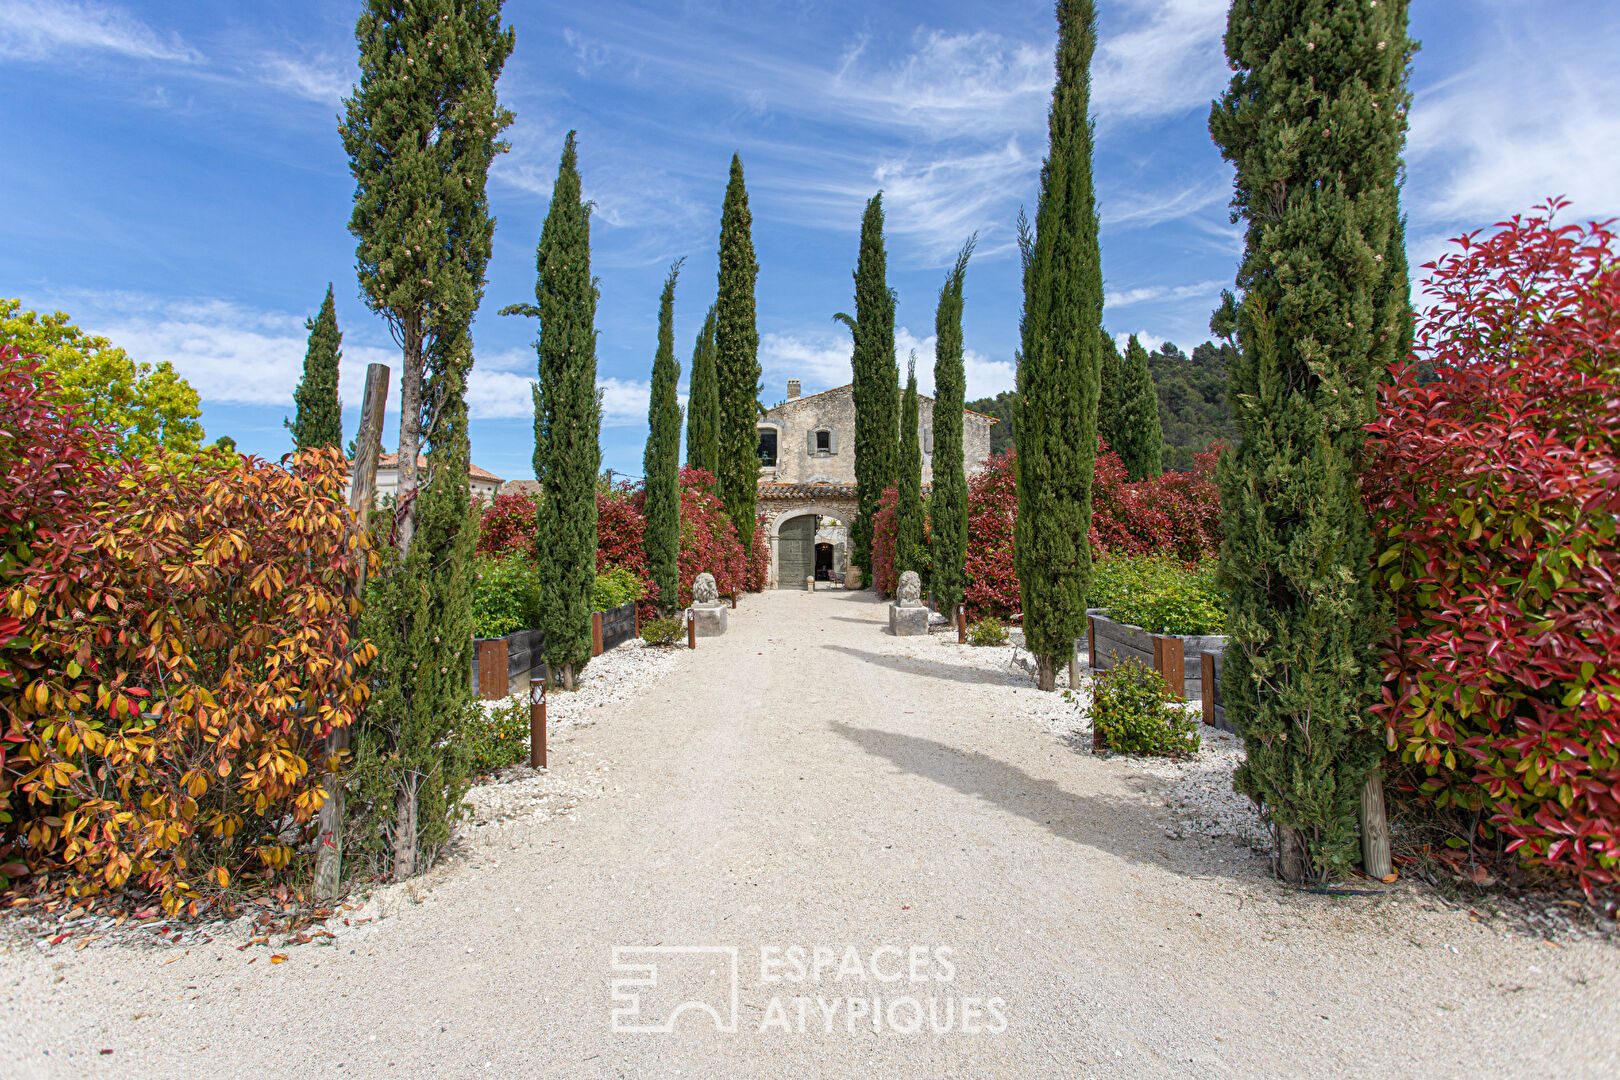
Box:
[1115,334,1163,479]
[1097,329,1124,453]
[929,236,975,615]
[838,192,899,579]
[643,260,684,614]
[895,353,926,586]
[1015,0,1104,692]
[714,154,761,552]
[287,284,344,450]
[1148,340,1236,471]
[1,299,204,457]
[505,132,600,687]
[685,302,720,475]
[339,0,513,881]
[1209,0,1413,884]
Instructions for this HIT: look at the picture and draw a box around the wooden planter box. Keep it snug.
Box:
[1078,610,1226,704]
[472,627,548,701]
[1199,648,1237,735]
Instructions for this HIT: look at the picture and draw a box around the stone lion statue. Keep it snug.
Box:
[897,571,923,605]
[692,572,720,606]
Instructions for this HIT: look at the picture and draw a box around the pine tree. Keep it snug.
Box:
[929,237,975,616]
[839,192,900,579]
[339,0,512,880]
[1097,329,1124,453]
[895,353,926,587]
[1115,334,1163,479]
[1210,0,1413,884]
[715,155,761,552]
[1015,1,1104,692]
[504,131,600,688]
[288,284,343,450]
[685,303,720,476]
[643,260,683,614]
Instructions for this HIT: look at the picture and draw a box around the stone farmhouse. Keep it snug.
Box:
[347,453,505,504]
[756,379,996,588]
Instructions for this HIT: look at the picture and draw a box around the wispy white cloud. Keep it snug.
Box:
[1113,330,1169,355]
[759,325,1014,405]
[0,1,201,64]
[1105,279,1226,309]
[1093,0,1229,124]
[1102,179,1227,229]
[257,54,352,105]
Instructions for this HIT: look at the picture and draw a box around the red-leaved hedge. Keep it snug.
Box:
[869,486,900,597]
[964,450,1021,620]
[1364,201,1620,890]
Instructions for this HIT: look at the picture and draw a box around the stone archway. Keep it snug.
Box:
[757,492,858,587]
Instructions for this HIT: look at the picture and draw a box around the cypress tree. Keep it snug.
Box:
[714,154,761,552]
[504,131,600,688]
[643,260,684,614]
[1115,334,1163,479]
[1015,0,1104,691]
[1097,329,1124,454]
[895,353,925,587]
[686,303,720,475]
[288,284,343,450]
[339,0,512,880]
[838,193,900,579]
[929,236,975,616]
[1209,0,1413,883]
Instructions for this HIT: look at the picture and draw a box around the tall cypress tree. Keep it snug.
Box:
[929,237,975,615]
[686,303,720,475]
[504,132,600,687]
[340,0,512,880]
[895,353,926,587]
[643,260,683,614]
[715,154,761,552]
[1115,334,1163,479]
[1097,329,1124,454]
[839,192,900,579]
[1210,0,1413,884]
[1016,0,1104,691]
[288,284,343,450]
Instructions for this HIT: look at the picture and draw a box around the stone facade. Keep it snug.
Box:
[753,380,998,589]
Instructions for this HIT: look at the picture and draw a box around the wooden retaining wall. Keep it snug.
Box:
[1078,611,1226,704]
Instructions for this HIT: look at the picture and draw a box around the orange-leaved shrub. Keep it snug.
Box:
[1364,202,1620,891]
[1,354,374,911]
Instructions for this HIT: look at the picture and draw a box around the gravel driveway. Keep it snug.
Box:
[2,588,1615,1079]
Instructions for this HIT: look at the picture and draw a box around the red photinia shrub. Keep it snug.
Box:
[869,486,900,597]
[1,379,374,914]
[1364,201,1620,890]
[1092,441,1221,562]
[676,466,752,606]
[475,491,540,559]
[964,450,1020,620]
[597,484,655,607]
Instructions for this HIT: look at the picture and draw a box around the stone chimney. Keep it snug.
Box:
[787,379,801,400]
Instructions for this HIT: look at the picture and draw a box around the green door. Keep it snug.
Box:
[778,515,815,588]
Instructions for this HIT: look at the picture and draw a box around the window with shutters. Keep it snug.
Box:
[807,427,836,456]
[816,429,831,453]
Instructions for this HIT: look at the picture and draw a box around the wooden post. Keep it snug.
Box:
[1152,634,1186,702]
[1087,616,1097,670]
[316,362,389,903]
[591,611,604,657]
[529,677,547,769]
[957,605,967,645]
[633,604,640,638]
[1201,651,1216,727]
[477,638,508,701]
[1361,770,1393,879]
[687,609,696,650]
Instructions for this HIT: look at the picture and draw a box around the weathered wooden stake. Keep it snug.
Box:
[477,638,508,701]
[529,677,547,769]
[1361,770,1393,879]
[591,611,604,657]
[315,361,389,903]
[1201,651,1217,727]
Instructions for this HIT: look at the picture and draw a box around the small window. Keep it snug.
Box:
[816,430,831,453]
[757,428,778,467]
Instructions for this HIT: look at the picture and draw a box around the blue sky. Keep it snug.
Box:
[4,1,1618,484]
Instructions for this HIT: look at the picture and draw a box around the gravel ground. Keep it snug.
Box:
[1,589,1616,1079]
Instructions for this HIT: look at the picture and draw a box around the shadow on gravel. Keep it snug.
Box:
[821,644,1035,687]
[832,722,1253,887]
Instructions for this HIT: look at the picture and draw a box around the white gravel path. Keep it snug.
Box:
[2,589,1616,1079]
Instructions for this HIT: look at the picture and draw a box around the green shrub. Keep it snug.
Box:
[472,554,543,638]
[462,695,531,775]
[967,617,1009,647]
[1091,656,1201,757]
[640,615,684,647]
[592,564,647,611]
[1089,554,1224,636]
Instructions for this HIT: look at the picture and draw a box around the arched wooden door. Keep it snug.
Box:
[777,514,815,588]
